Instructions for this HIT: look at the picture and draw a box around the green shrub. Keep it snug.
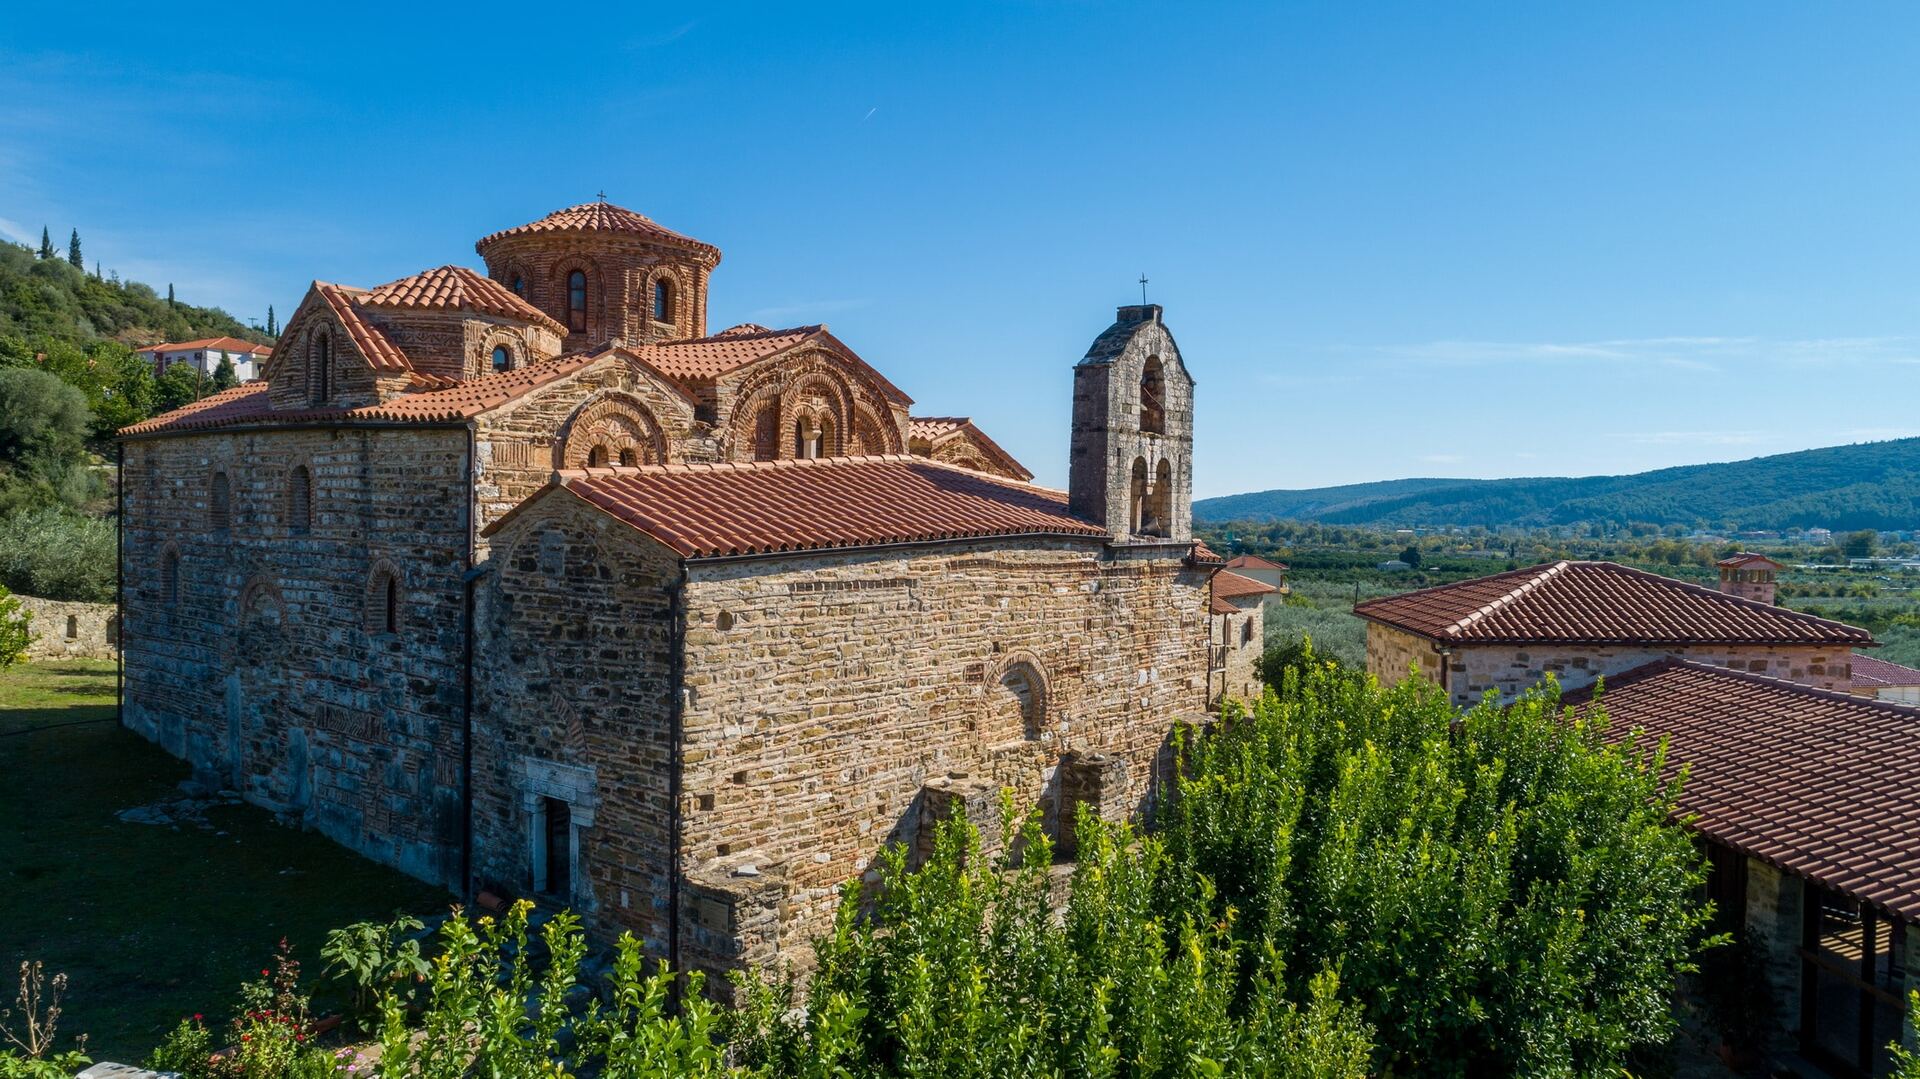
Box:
[0,508,114,603]
[1156,661,1714,1076]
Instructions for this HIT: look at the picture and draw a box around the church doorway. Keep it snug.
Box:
[536,796,573,899]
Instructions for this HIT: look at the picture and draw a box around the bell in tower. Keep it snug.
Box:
[1068,303,1195,544]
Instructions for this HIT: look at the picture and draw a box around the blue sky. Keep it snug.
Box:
[4,2,1917,497]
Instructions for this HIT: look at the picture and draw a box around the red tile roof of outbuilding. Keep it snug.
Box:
[1225,553,1287,572]
[1852,653,1920,690]
[1567,659,1920,919]
[137,336,273,355]
[1353,560,1871,646]
[1212,570,1277,600]
[486,455,1105,558]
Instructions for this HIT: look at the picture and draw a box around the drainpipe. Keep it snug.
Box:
[667,563,689,976]
[115,442,125,723]
[459,423,478,904]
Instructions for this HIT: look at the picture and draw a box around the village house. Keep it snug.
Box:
[1207,569,1274,703]
[1851,654,1920,705]
[1568,661,1920,1075]
[115,199,1248,985]
[1354,558,1873,706]
[1222,552,1287,594]
[136,336,273,381]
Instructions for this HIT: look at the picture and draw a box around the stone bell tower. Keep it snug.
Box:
[1068,304,1195,544]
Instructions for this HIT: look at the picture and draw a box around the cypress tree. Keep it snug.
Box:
[167,283,176,307]
[267,305,277,336]
[37,227,52,259]
[67,229,82,269]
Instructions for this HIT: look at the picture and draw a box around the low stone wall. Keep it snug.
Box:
[14,595,118,660]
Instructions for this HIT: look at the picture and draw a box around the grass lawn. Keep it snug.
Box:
[0,660,451,1063]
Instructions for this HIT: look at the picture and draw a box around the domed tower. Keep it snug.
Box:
[475,200,722,349]
[1068,304,1195,544]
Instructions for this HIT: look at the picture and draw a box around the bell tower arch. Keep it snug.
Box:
[1067,304,1194,544]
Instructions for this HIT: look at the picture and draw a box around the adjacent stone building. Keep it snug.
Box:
[1355,559,1873,706]
[117,200,1243,983]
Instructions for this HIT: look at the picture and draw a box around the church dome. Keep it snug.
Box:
[475,200,720,264]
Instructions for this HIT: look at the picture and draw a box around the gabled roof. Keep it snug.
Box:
[1354,560,1872,647]
[906,416,1032,481]
[314,282,411,372]
[361,265,566,334]
[1718,552,1784,570]
[1853,653,1920,690]
[1225,553,1287,572]
[1213,570,1277,600]
[1567,659,1920,919]
[631,324,913,406]
[484,455,1105,559]
[137,336,273,355]
[476,201,720,261]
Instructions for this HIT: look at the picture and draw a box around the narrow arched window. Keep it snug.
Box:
[1139,356,1166,435]
[510,273,526,297]
[161,549,180,604]
[491,345,512,373]
[653,277,673,322]
[289,465,312,534]
[617,448,637,467]
[567,270,588,332]
[384,574,398,633]
[366,564,402,634]
[587,445,609,467]
[311,331,333,405]
[209,471,231,532]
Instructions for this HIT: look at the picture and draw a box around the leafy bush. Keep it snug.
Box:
[0,585,30,666]
[319,916,428,1030]
[1155,661,1713,1076]
[0,508,115,603]
[0,368,97,514]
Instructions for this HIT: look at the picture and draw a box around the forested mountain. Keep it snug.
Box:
[0,236,266,348]
[1197,440,1920,531]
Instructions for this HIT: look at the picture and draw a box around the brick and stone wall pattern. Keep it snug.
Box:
[14,596,117,660]
[119,426,472,886]
[470,494,682,953]
[674,539,1210,978]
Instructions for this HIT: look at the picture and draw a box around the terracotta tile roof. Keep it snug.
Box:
[1213,570,1277,600]
[1852,653,1920,690]
[1354,560,1872,646]
[476,201,720,260]
[632,325,913,406]
[1717,552,1784,569]
[137,336,273,354]
[1567,659,1920,919]
[120,352,618,436]
[1210,595,1239,615]
[1190,540,1226,566]
[361,265,566,334]
[315,283,411,372]
[485,455,1105,558]
[905,416,1032,481]
[1225,553,1287,572]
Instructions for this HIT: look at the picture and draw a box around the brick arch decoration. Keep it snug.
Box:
[643,265,684,329]
[552,258,603,338]
[479,327,526,374]
[723,352,901,460]
[363,558,405,635]
[237,574,286,626]
[156,539,184,606]
[495,260,535,303]
[556,391,668,469]
[982,651,1050,748]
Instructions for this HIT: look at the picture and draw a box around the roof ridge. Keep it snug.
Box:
[1579,655,1920,718]
[1443,560,1571,638]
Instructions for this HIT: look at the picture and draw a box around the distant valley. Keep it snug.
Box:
[1196,438,1920,531]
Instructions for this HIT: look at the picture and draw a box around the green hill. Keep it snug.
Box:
[0,236,267,348]
[1197,440,1920,531]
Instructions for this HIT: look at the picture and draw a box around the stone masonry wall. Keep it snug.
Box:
[675,538,1210,980]
[15,595,117,660]
[470,493,681,952]
[1217,599,1264,703]
[1366,622,1853,704]
[120,425,472,887]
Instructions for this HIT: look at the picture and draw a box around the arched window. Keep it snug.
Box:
[566,270,588,333]
[984,659,1046,745]
[653,277,673,322]
[366,564,401,634]
[1144,458,1174,537]
[1139,356,1166,435]
[161,548,180,604]
[617,448,638,467]
[209,471,231,532]
[510,273,526,297]
[587,445,609,468]
[289,465,312,535]
[752,405,780,462]
[491,345,513,373]
[310,331,332,405]
[1129,457,1149,535]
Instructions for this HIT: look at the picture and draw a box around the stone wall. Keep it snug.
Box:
[119,424,473,887]
[476,233,715,346]
[470,492,682,953]
[1743,857,1804,1053]
[14,595,117,660]
[675,538,1210,981]
[1365,621,1853,704]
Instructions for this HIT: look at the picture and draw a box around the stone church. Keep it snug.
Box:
[117,200,1252,982]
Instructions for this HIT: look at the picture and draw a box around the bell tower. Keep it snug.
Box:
[1068,304,1194,544]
